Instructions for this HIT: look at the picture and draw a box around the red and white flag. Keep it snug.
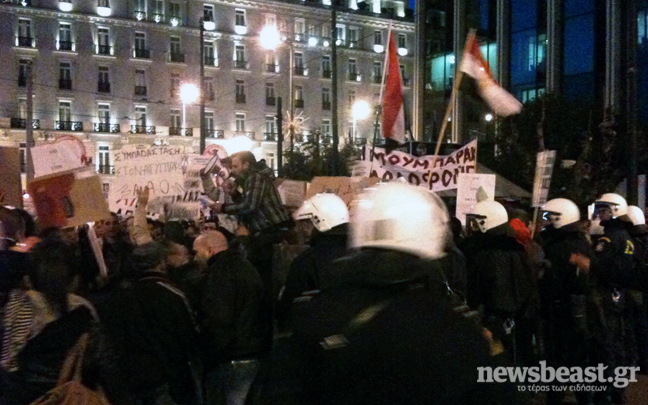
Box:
[381,32,406,143]
[459,33,522,116]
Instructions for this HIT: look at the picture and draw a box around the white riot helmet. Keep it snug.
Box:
[293,193,349,232]
[542,198,581,229]
[596,193,628,218]
[465,200,508,233]
[351,182,450,260]
[627,205,646,226]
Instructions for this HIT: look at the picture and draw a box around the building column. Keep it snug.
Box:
[451,0,465,143]
[546,0,561,93]
[496,0,510,90]
[606,0,622,112]
[413,0,426,140]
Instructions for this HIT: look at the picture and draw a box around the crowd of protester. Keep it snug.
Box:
[0,151,647,404]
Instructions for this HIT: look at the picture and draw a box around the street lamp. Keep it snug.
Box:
[351,100,370,143]
[180,83,199,136]
[260,24,295,154]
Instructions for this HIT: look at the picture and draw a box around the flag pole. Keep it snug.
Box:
[370,21,394,174]
[427,29,476,188]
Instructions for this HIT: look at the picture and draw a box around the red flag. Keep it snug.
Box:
[459,33,522,116]
[382,32,406,143]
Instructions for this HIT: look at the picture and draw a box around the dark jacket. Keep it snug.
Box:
[591,218,636,288]
[462,223,537,318]
[200,249,268,366]
[265,249,514,405]
[277,224,349,327]
[100,271,198,403]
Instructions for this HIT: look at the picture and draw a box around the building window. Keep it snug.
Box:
[322,119,331,137]
[205,77,215,100]
[170,73,180,97]
[18,19,32,47]
[265,52,277,72]
[170,109,181,132]
[294,18,305,41]
[135,106,147,126]
[153,0,164,21]
[322,88,331,110]
[169,2,180,18]
[235,113,245,132]
[373,61,383,83]
[134,32,148,58]
[59,62,72,90]
[348,27,358,47]
[18,98,27,119]
[235,9,246,26]
[59,100,72,122]
[294,52,304,75]
[98,0,110,7]
[204,41,216,66]
[336,24,345,45]
[294,85,304,108]
[398,33,407,48]
[266,82,275,105]
[135,69,147,96]
[204,4,215,22]
[322,55,331,78]
[98,103,110,123]
[170,36,182,62]
[97,27,110,54]
[204,111,214,133]
[322,24,330,40]
[97,145,111,174]
[235,80,246,103]
[266,14,276,27]
[374,30,383,45]
[134,0,146,16]
[400,64,407,85]
[58,23,72,51]
[234,45,246,69]
[348,89,356,105]
[348,58,357,80]
[18,59,29,87]
[98,66,110,92]
[265,115,276,138]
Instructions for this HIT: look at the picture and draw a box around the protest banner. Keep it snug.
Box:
[163,155,212,220]
[306,177,380,208]
[353,140,478,192]
[276,179,308,208]
[28,168,110,228]
[531,150,557,207]
[0,147,23,208]
[455,173,496,225]
[108,145,189,217]
[32,140,86,178]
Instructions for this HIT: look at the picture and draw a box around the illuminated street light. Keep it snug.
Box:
[485,113,494,122]
[351,100,371,143]
[180,83,199,136]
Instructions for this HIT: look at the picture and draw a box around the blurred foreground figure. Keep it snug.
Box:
[263,183,513,405]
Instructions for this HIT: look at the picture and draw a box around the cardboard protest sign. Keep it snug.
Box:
[276,179,308,208]
[353,140,478,192]
[32,140,86,178]
[163,155,211,220]
[532,150,556,207]
[306,177,379,208]
[27,169,110,228]
[0,147,23,208]
[108,145,189,217]
[456,173,496,225]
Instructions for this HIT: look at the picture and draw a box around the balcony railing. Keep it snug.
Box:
[59,79,73,90]
[234,60,248,69]
[266,63,278,73]
[97,45,111,55]
[18,75,26,87]
[169,53,185,63]
[134,48,150,58]
[348,40,358,48]
[402,78,410,86]
[294,99,304,109]
[17,36,33,47]
[10,118,40,129]
[232,131,255,139]
[58,41,73,51]
[204,56,217,66]
[322,69,331,79]
[93,122,120,133]
[97,165,115,175]
[98,81,111,93]
[131,125,156,134]
[294,66,305,76]
[134,86,147,96]
[56,121,83,131]
[206,129,224,138]
[373,76,382,84]
[169,127,193,136]
[348,72,359,81]
[133,10,146,20]
[263,132,277,141]
[235,94,246,104]
[266,97,276,106]
[322,101,331,110]
[152,13,164,23]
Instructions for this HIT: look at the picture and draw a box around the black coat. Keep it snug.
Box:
[591,218,636,289]
[277,224,349,327]
[265,249,515,405]
[200,249,268,366]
